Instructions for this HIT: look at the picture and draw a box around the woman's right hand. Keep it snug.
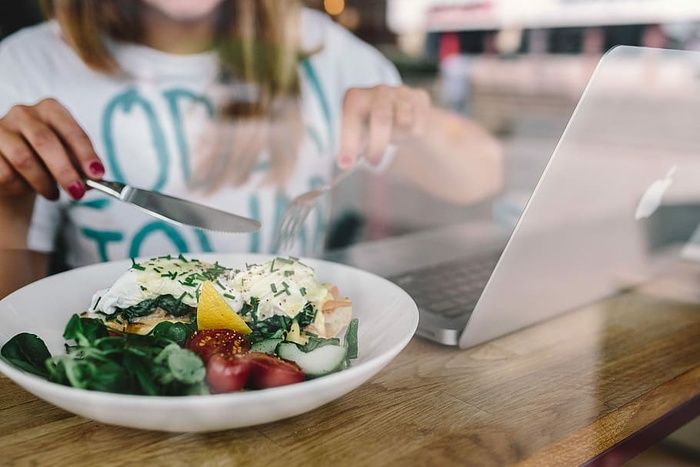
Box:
[0,98,104,201]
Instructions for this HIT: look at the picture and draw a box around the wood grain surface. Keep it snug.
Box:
[1,291,699,466]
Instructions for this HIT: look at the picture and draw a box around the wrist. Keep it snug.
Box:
[0,194,35,249]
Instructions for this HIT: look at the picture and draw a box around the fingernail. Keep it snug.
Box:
[68,181,85,200]
[339,155,353,169]
[89,161,105,177]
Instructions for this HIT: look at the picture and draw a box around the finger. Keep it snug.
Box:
[0,151,31,197]
[0,126,59,200]
[35,98,104,179]
[409,88,431,137]
[395,87,415,131]
[8,108,85,199]
[366,90,395,165]
[339,88,371,169]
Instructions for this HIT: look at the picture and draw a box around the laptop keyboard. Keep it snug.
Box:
[389,251,501,319]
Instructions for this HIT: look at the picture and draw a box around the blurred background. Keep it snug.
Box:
[1,1,700,464]
[309,0,700,250]
[5,0,700,248]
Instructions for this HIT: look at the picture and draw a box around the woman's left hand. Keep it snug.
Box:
[338,85,431,169]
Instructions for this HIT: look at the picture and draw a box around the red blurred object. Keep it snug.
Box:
[439,32,461,62]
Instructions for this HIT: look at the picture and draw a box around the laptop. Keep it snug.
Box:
[331,46,700,348]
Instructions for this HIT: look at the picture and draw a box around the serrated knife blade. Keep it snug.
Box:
[85,179,261,233]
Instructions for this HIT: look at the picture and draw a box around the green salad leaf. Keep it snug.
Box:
[63,314,108,346]
[1,314,206,396]
[301,335,341,352]
[344,319,359,360]
[1,333,51,378]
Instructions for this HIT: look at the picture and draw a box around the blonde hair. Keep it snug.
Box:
[42,0,305,189]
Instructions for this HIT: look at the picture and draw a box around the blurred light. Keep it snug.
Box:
[324,0,345,16]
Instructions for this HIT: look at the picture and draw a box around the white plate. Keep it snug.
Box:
[0,254,418,432]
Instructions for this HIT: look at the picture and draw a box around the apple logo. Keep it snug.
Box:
[635,166,677,220]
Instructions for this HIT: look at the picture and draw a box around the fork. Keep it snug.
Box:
[274,165,359,252]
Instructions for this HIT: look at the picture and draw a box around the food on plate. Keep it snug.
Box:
[0,256,358,396]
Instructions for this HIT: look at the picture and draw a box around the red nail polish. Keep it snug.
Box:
[89,161,105,177]
[68,182,85,200]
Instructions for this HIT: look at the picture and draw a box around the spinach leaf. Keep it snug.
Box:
[150,321,196,346]
[113,295,195,322]
[249,314,292,344]
[1,333,51,378]
[297,303,317,328]
[344,319,359,360]
[156,295,194,317]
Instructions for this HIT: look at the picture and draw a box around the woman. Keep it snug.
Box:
[0,0,501,297]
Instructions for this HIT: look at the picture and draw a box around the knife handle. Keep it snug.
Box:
[85,179,130,200]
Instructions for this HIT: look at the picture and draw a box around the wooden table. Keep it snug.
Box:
[1,289,699,466]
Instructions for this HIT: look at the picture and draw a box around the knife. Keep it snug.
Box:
[85,179,261,233]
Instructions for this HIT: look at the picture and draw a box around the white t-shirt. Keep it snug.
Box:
[0,9,399,266]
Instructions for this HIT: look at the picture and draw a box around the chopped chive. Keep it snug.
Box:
[274,282,291,297]
[300,287,307,296]
[178,254,188,262]
[270,283,277,293]
[223,293,236,300]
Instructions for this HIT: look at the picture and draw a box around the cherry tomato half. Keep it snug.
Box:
[245,352,305,389]
[186,329,250,364]
[206,353,252,393]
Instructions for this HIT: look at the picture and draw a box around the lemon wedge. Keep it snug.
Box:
[197,281,251,334]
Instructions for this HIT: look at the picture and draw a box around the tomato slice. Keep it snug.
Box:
[245,352,305,389]
[206,353,252,393]
[186,329,250,363]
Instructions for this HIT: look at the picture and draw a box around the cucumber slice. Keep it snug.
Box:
[276,342,347,377]
[250,338,283,355]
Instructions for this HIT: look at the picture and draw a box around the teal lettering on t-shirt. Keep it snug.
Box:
[301,58,333,149]
[80,228,124,262]
[194,229,214,253]
[73,198,111,210]
[163,88,215,182]
[129,221,189,257]
[102,88,170,191]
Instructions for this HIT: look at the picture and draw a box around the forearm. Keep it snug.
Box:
[389,108,503,205]
[0,194,35,249]
[0,195,47,298]
[0,249,48,298]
